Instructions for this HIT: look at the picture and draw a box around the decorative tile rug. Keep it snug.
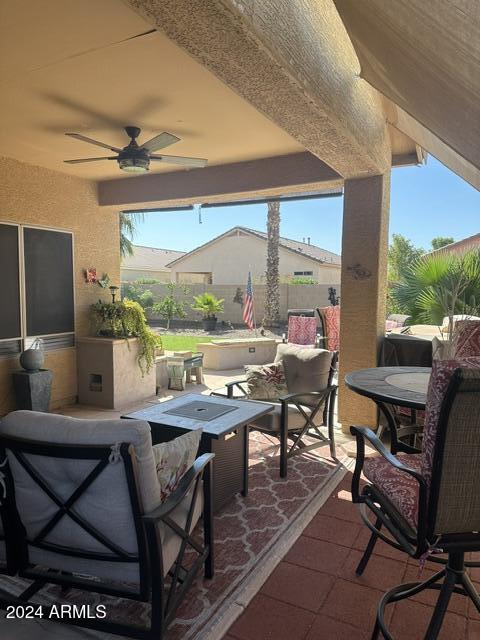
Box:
[0,432,349,640]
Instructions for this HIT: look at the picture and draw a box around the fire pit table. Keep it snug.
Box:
[123,393,273,512]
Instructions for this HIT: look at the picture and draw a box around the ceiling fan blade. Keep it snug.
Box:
[150,154,208,168]
[141,132,180,152]
[64,157,117,164]
[65,133,122,153]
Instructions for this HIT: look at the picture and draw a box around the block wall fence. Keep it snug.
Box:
[123,283,340,326]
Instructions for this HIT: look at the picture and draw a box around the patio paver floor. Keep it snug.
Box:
[223,474,480,640]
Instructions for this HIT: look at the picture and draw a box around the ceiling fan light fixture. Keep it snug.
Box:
[64,126,206,173]
[118,156,150,173]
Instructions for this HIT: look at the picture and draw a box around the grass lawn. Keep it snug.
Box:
[160,334,215,352]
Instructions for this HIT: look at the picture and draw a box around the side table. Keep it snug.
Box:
[12,369,53,411]
[167,352,204,390]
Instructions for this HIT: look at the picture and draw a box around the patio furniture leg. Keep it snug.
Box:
[280,411,288,478]
[328,388,337,459]
[242,425,249,496]
[370,619,381,640]
[203,462,214,579]
[462,572,480,612]
[356,515,383,575]
[424,555,461,639]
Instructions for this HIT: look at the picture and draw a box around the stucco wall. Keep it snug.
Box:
[169,232,340,285]
[0,157,120,414]
[121,268,171,283]
[128,282,339,325]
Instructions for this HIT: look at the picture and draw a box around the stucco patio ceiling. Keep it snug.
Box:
[0,0,304,181]
[0,0,424,195]
[334,0,480,190]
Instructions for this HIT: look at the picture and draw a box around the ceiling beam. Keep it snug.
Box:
[391,108,479,191]
[334,0,480,189]
[98,152,341,206]
[122,0,391,178]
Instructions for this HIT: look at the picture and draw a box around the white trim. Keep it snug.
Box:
[25,332,75,339]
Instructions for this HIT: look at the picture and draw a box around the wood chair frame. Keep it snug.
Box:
[351,368,480,640]
[0,435,214,640]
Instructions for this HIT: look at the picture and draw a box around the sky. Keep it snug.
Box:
[133,157,479,255]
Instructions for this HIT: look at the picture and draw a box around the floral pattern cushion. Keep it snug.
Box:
[245,362,288,401]
[152,429,202,502]
[319,306,340,351]
[385,319,401,332]
[421,356,480,490]
[453,320,480,358]
[287,315,317,346]
[364,453,423,528]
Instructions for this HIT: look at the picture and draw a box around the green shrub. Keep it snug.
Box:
[392,249,480,327]
[152,282,190,329]
[90,299,162,374]
[191,292,225,319]
[289,277,318,285]
[135,278,162,285]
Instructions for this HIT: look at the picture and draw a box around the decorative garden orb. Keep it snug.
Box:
[20,339,45,372]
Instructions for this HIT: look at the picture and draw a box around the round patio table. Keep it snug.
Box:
[345,366,431,453]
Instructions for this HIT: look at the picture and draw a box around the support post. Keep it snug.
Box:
[338,173,391,432]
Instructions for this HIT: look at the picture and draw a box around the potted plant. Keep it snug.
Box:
[192,292,225,331]
[90,299,162,374]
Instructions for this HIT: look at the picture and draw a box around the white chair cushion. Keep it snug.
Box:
[0,411,202,582]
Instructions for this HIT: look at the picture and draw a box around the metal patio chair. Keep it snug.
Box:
[221,343,338,477]
[350,358,480,639]
[0,411,214,640]
[316,305,340,352]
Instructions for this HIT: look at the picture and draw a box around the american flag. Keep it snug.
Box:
[242,272,255,330]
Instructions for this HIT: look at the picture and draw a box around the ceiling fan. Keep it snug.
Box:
[64,126,208,174]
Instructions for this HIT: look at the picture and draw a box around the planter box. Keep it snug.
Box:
[77,337,156,409]
[197,338,278,370]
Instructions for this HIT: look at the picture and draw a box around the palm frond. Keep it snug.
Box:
[119,212,145,258]
[392,249,480,324]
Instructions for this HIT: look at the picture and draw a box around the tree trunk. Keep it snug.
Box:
[263,201,281,327]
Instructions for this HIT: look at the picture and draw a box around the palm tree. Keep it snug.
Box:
[119,212,144,258]
[263,201,281,327]
[392,249,480,331]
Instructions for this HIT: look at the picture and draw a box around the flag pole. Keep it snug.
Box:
[249,265,258,336]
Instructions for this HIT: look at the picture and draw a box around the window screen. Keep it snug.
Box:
[23,228,74,336]
[0,224,21,340]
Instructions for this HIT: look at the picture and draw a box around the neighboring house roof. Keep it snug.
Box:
[166,226,341,268]
[122,245,186,273]
[427,233,480,257]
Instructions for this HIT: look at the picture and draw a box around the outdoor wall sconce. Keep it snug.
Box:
[109,285,119,303]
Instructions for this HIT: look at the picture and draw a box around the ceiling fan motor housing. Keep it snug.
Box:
[118,149,150,172]
[118,127,150,171]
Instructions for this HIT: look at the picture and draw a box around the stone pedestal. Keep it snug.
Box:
[12,369,53,412]
[77,338,156,409]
